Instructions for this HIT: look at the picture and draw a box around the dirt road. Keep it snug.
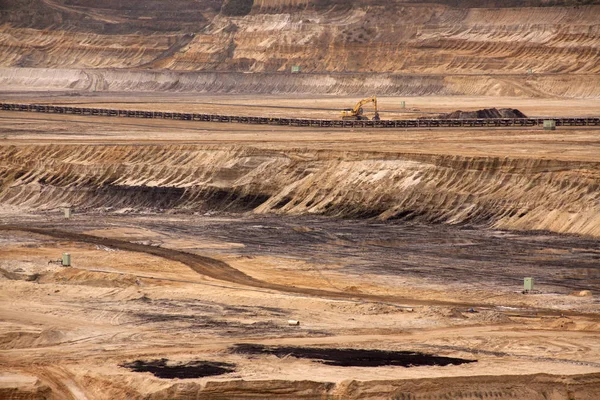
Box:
[2,224,598,319]
[0,225,479,308]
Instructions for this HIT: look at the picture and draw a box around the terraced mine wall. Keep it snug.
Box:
[2,68,600,98]
[1,145,598,237]
[1,3,599,83]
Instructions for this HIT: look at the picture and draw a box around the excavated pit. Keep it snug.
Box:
[1,139,599,398]
[2,0,600,397]
[232,344,477,367]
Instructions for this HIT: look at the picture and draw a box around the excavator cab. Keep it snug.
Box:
[341,96,380,121]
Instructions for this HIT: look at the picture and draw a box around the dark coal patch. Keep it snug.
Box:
[429,107,527,119]
[120,358,235,379]
[231,344,476,367]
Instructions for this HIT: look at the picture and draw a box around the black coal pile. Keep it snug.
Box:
[433,108,527,119]
[232,344,476,367]
[121,358,235,379]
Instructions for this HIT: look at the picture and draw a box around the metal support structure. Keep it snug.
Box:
[2,103,599,129]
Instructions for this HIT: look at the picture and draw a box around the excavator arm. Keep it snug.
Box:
[341,96,380,120]
[352,96,377,114]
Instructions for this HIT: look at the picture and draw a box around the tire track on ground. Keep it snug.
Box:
[0,225,464,308]
[2,225,599,320]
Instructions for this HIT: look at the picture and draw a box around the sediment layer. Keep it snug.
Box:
[1,144,598,237]
[139,372,600,400]
[1,3,599,76]
[2,68,600,98]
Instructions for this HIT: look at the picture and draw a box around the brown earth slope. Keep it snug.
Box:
[3,67,600,97]
[1,144,598,237]
[2,1,599,97]
[1,2,599,93]
[1,2,600,399]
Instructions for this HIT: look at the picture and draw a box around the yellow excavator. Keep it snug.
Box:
[341,96,380,121]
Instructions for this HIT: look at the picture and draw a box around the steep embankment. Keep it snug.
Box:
[1,145,598,237]
[0,0,219,33]
[145,372,600,400]
[1,2,599,76]
[2,67,600,97]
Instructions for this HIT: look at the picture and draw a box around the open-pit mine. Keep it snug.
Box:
[1,1,599,399]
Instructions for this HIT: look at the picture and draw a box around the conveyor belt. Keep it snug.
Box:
[2,103,599,128]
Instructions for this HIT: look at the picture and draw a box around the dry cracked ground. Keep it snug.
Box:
[1,1,600,399]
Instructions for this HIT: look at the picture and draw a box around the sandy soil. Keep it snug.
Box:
[0,214,599,399]
[1,93,600,162]
[2,0,600,396]
[0,93,599,399]
[4,92,600,118]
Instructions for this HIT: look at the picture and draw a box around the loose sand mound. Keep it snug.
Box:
[39,268,139,288]
[0,329,66,350]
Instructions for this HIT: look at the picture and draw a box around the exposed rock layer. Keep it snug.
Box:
[145,372,600,399]
[2,68,600,98]
[1,145,598,237]
[1,2,599,76]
